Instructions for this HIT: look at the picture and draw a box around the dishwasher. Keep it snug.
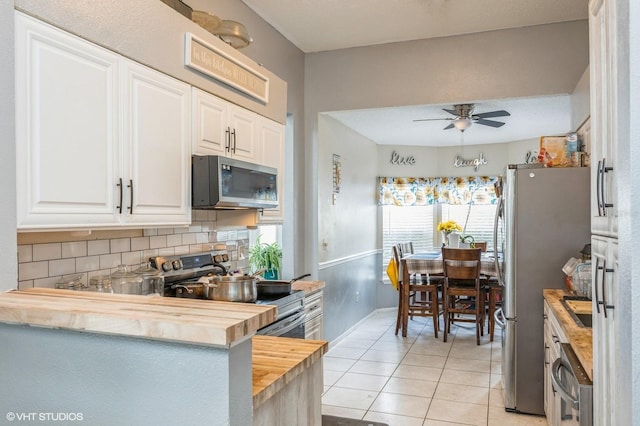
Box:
[551,343,593,426]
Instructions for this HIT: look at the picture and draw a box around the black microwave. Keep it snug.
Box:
[192,155,278,210]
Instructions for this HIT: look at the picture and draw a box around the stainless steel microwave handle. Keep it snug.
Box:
[551,357,579,409]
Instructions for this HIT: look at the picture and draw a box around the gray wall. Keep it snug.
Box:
[0,1,16,292]
[306,21,589,338]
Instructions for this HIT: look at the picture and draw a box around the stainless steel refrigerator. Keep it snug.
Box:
[493,164,591,415]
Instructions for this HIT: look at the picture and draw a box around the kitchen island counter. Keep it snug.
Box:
[0,288,278,425]
[0,288,277,347]
[252,335,328,425]
[543,289,593,379]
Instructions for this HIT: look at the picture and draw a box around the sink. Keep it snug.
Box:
[561,296,592,328]
[574,312,592,328]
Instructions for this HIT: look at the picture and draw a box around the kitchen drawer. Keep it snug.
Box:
[304,290,323,317]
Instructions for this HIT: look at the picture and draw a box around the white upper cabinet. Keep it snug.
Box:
[258,118,285,223]
[121,60,191,226]
[589,0,618,237]
[192,87,259,162]
[15,12,191,230]
[15,12,120,229]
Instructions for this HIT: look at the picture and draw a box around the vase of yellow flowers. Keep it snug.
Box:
[437,220,463,247]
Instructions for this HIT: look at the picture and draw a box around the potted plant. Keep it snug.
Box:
[248,236,282,280]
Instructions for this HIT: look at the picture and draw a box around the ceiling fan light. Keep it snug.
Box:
[453,117,472,131]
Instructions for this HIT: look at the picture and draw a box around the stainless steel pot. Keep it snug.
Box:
[204,275,257,302]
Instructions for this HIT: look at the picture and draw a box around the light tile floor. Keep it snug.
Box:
[322,309,549,426]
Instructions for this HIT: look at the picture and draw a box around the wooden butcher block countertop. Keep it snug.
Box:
[252,335,328,408]
[543,289,593,380]
[291,280,325,294]
[0,288,276,347]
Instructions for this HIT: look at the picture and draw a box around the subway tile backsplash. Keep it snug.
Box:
[17,211,251,290]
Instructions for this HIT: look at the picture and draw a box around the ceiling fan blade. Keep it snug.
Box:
[443,123,455,130]
[442,108,459,116]
[473,110,510,119]
[412,117,453,122]
[475,118,505,128]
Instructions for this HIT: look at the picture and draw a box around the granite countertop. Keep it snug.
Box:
[291,280,325,294]
[0,288,276,347]
[252,335,328,408]
[543,289,593,380]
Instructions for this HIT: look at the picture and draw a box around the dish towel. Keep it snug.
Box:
[386,258,399,291]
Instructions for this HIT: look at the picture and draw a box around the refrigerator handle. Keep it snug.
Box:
[493,197,504,286]
[494,307,505,329]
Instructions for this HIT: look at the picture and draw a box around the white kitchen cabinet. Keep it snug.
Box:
[591,235,618,426]
[589,0,618,238]
[120,60,191,226]
[258,118,285,223]
[15,12,120,229]
[15,12,191,230]
[304,289,324,340]
[191,87,259,162]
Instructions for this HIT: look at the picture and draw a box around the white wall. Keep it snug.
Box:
[571,67,590,129]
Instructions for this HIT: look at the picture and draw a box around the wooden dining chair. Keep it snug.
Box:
[393,244,421,335]
[441,247,485,345]
[484,277,502,341]
[398,255,440,338]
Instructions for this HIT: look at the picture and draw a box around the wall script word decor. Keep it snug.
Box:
[389,151,416,165]
[185,33,269,103]
[454,152,488,172]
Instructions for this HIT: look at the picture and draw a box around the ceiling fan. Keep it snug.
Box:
[413,104,511,132]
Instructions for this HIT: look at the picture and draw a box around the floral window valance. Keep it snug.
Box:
[378,176,499,206]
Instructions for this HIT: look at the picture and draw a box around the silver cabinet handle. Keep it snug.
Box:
[127,179,133,214]
[596,160,603,216]
[116,178,123,214]
[231,128,237,153]
[225,127,231,152]
[602,158,614,211]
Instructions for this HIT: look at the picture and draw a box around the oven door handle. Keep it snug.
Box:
[551,357,579,409]
[260,312,306,337]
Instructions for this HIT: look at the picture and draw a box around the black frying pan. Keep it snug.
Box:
[256,273,311,296]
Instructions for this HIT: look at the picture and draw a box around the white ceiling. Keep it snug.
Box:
[241,0,588,147]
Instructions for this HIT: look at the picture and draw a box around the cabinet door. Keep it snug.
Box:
[192,87,229,156]
[227,104,259,162]
[589,0,618,237]
[15,12,120,229]
[592,234,617,426]
[258,118,285,223]
[121,60,191,226]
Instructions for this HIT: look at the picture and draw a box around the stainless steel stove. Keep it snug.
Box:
[149,252,306,338]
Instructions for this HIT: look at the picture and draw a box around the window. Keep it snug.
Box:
[442,204,497,251]
[382,205,435,267]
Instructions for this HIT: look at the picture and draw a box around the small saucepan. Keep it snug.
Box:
[256,273,311,296]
